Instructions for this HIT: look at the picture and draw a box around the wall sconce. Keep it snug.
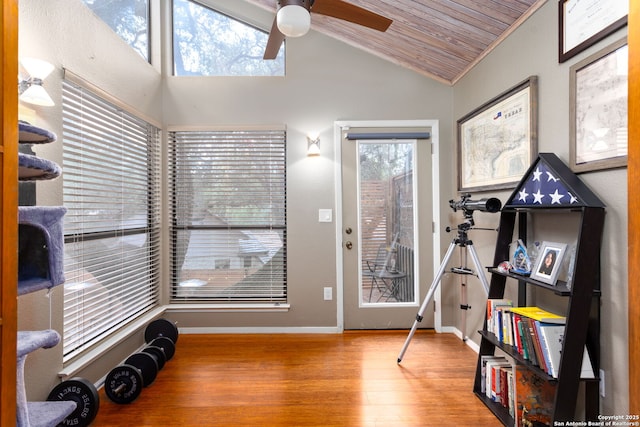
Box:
[307,135,320,156]
[18,58,55,107]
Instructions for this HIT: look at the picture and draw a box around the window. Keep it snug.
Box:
[81,0,150,61]
[169,129,287,303]
[173,0,284,76]
[62,76,161,361]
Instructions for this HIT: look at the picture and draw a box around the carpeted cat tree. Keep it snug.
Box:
[16,121,76,427]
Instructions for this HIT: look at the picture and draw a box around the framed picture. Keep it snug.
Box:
[559,0,628,63]
[457,76,537,192]
[570,37,628,173]
[531,241,567,285]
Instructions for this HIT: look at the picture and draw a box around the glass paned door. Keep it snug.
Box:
[341,125,434,330]
[359,141,417,305]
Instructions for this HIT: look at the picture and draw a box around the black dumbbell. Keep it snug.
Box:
[47,377,100,426]
[104,364,144,404]
[124,351,159,387]
[142,344,166,370]
[105,350,160,404]
[144,318,178,361]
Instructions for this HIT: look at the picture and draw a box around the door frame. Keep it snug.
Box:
[333,119,442,331]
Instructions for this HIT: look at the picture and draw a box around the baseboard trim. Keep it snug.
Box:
[178,326,342,334]
[441,326,480,353]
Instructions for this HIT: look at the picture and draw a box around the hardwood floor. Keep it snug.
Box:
[92,330,502,426]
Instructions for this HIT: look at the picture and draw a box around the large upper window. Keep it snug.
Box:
[81,0,149,61]
[173,0,284,76]
[62,76,161,362]
[169,129,287,303]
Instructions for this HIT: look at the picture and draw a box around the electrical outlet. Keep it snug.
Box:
[599,369,605,397]
[323,287,333,301]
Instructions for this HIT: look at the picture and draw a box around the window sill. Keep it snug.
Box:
[165,303,290,313]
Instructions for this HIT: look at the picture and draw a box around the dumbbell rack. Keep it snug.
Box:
[16,121,78,427]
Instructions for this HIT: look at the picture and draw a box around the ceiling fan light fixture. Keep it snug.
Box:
[277,4,311,38]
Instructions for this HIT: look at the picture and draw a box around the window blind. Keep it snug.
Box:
[62,78,161,361]
[169,129,287,303]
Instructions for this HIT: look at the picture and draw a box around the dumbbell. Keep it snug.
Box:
[47,377,100,426]
[144,318,179,361]
[104,364,144,404]
[105,350,161,404]
[142,344,166,370]
[105,319,178,404]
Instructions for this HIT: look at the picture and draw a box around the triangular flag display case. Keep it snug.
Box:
[474,153,604,426]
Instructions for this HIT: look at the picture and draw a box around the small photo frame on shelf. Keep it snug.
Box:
[531,241,567,285]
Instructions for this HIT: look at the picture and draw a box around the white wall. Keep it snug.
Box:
[452,0,628,415]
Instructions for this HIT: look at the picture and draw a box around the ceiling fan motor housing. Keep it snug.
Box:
[277,0,312,37]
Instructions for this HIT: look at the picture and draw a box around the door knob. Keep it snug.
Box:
[345,241,353,250]
[345,227,352,234]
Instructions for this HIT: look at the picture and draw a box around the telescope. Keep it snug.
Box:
[449,194,502,214]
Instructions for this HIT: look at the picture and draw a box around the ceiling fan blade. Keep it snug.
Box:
[263,17,286,60]
[311,0,392,32]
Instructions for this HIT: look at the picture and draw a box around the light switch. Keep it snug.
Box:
[318,209,332,223]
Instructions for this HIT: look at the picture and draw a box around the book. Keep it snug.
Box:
[508,306,566,324]
[507,368,515,418]
[511,313,524,355]
[496,305,512,342]
[487,299,513,335]
[534,321,552,374]
[537,323,595,379]
[539,324,564,377]
[481,356,508,394]
[488,359,512,401]
[517,318,531,360]
[521,317,538,366]
[498,365,513,407]
[529,318,548,372]
[515,365,556,427]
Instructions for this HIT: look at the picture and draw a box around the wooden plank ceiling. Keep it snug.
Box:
[246,0,547,85]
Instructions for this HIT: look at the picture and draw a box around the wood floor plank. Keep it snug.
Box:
[92,330,502,426]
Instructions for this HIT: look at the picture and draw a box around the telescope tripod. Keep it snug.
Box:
[397,221,490,363]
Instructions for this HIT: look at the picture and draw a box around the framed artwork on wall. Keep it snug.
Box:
[570,37,628,173]
[559,0,628,63]
[457,76,538,192]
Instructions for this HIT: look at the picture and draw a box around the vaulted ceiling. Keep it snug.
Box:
[246,0,547,85]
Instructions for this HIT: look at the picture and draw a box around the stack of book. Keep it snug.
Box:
[480,355,515,417]
[486,300,594,379]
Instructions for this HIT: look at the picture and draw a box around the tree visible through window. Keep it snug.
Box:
[81,0,149,61]
[173,0,284,76]
[169,130,287,302]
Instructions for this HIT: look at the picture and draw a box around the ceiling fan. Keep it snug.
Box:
[263,0,392,59]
